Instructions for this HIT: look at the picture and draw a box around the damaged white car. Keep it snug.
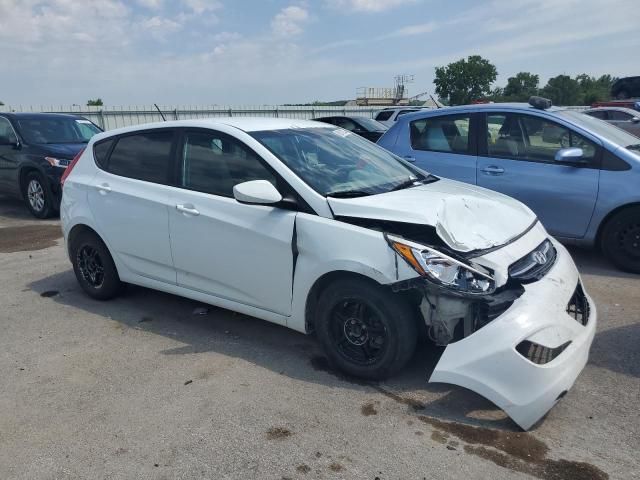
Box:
[61,118,596,430]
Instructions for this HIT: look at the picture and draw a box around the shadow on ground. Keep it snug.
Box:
[29,268,515,431]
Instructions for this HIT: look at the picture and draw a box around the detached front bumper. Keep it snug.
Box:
[428,240,596,430]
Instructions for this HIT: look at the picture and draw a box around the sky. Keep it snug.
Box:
[0,0,638,106]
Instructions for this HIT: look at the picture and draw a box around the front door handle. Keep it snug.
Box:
[403,155,416,162]
[481,165,505,175]
[95,183,111,194]
[176,204,200,216]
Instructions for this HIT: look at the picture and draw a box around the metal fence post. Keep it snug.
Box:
[98,109,105,130]
[174,108,179,120]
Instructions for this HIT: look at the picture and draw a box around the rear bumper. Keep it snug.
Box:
[429,240,596,430]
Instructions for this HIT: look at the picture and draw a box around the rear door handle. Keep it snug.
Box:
[481,165,505,175]
[95,183,111,194]
[176,204,200,216]
[403,155,416,162]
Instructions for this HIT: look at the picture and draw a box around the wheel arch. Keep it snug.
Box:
[595,202,640,250]
[18,166,45,199]
[67,223,104,259]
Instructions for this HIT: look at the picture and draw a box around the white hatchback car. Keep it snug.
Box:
[61,118,596,430]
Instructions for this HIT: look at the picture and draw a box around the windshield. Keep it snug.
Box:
[558,110,640,150]
[355,117,388,132]
[16,117,101,144]
[250,127,429,197]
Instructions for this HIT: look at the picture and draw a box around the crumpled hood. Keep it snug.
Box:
[327,179,537,252]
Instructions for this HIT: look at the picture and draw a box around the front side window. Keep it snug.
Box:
[410,115,471,154]
[609,110,633,121]
[180,130,276,197]
[108,130,174,184]
[250,127,428,196]
[16,117,101,144]
[486,113,597,163]
[0,117,17,142]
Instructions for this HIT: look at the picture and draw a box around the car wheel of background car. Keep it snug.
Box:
[601,206,640,274]
[315,278,417,380]
[616,90,630,100]
[22,171,55,219]
[71,231,123,300]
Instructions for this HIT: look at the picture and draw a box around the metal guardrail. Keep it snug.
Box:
[0,105,383,130]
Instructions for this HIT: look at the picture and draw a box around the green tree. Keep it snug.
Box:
[87,98,103,106]
[503,72,539,101]
[433,55,498,105]
[576,74,615,105]
[541,75,581,106]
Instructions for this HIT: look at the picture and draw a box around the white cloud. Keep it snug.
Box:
[182,0,222,14]
[381,21,435,38]
[271,5,309,37]
[326,0,418,13]
[137,0,163,9]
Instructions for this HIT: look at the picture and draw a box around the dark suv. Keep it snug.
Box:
[0,113,102,218]
[611,76,640,100]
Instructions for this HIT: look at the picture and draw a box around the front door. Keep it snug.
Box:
[477,112,600,238]
[168,128,296,316]
[396,113,477,184]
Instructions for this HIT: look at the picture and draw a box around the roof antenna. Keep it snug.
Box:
[154,103,167,121]
[429,94,441,109]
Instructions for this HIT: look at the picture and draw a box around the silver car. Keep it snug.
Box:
[584,107,640,137]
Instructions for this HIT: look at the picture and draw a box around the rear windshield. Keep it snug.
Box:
[16,117,101,144]
[374,110,394,121]
[355,117,388,132]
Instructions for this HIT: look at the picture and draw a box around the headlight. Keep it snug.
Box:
[45,157,71,168]
[385,234,495,295]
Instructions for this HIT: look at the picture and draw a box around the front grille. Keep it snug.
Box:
[516,340,571,365]
[567,282,590,326]
[509,239,557,282]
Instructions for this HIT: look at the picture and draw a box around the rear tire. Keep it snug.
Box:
[71,231,123,300]
[600,207,640,273]
[22,172,55,219]
[315,278,417,380]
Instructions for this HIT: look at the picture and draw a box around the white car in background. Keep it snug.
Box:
[60,118,596,430]
[374,106,435,127]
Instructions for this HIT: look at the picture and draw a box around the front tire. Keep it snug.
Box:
[601,207,640,273]
[315,278,417,380]
[71,231,123,300]
[22,172,55,219]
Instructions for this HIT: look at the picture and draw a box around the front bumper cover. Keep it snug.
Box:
[428,240,596,430]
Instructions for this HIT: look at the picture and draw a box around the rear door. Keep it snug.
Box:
[167,128,296,317]
[0,117,21,195]
[477,112,600,238]
[393,113,477,184]
[87,129,177,284]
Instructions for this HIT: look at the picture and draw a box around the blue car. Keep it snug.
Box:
[377,99,640,273]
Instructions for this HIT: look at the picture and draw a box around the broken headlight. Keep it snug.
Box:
[385,234,495,295]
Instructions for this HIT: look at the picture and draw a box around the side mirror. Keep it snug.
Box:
[233,180,282,205]
[555,147,585,164]
[631,117,640,123]
[0,135,19,147]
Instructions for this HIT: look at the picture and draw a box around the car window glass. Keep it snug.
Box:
[487,114,596,163]
[609,110,633,121]
[374,110,393,121]
[0,117,17,141]
[93,139,114,169]
[410,115,471,154]
[586,111,607,120]
[333,118,358,131]
[181,131,276,197]
[396,109,419,118]
[108,131,173,184]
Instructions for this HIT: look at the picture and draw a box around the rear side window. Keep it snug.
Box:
[107,131,174,184]
[609,110,633,121]
[410,115,471,154]
[586,111,607,120]
[374,110,393,121]
[93,139,114,169]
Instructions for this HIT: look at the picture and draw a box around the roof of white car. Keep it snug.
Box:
[94,117,330,141]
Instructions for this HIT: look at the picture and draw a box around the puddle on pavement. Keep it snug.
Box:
[361,402,378,416]
[40,290,59,298]
[0,225,62,253]
[420,416,608,480]
[266,427,292,440]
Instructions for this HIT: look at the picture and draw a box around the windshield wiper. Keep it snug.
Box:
[627,143,640,151]
[390,177,421,192]
[326,190,373,198]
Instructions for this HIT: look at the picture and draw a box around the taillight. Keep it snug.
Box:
[60,148,84,187]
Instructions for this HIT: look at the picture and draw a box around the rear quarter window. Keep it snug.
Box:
[93,139,114,169]
[107,130,175,184]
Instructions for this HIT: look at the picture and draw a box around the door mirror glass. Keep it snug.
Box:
[555,147,585,163]
[233,180,282,205]
[632,117,640,123]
